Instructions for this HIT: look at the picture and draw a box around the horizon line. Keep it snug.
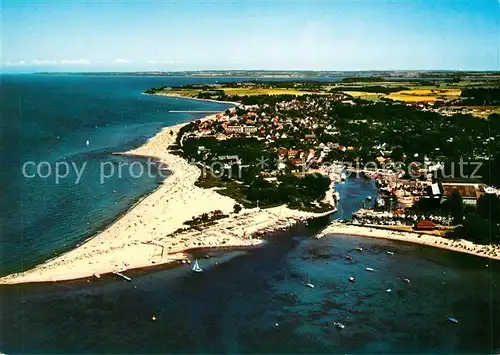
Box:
[3,69,500,75]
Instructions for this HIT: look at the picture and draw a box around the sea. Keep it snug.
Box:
[0,74,499,354]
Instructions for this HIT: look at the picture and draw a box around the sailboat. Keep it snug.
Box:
[306,277,315,288]
[192,259,203,273]
[333,322,345,329]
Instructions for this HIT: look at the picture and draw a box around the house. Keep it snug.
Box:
[442,183,482,205]
[225,125,258,134]
[414,219,436,231]
[288,149,299,158]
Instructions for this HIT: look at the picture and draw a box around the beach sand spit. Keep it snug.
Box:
[0,114,331,285]
[317,223,500,261]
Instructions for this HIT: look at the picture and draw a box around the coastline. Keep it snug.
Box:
[145,92,241,106]
[0,102,334,285]
[3,93,496,285]
[317,223,500,261]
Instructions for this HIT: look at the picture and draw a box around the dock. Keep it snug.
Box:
[113,272,131,281]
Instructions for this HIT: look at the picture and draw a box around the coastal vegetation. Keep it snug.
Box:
[183,210,229,229]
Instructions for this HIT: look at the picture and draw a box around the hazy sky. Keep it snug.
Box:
[2,0,499,72]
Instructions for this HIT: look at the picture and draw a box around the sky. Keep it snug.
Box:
[2,0,499,72]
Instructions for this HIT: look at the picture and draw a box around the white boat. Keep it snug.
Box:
[334,322,345,329]
[386,251,394,255]
[355,247,363,252]
[192,259,203,273]
[366,267,374,272]
[349,276,355,282]
[366,195,372,200]
[86,140,90,146]
[306,277,315,288]
[386,289,392,293]
[340,172,347,181]
[403,278,411,283]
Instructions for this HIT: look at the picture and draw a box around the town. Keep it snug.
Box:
[155,81,500,247]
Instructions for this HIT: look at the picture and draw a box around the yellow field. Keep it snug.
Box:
[461,106,500,118]
[343,87,462,103]
[343,91,383,101]
[161,87,320,98]
[222,88,318,96]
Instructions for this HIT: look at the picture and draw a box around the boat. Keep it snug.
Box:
[93,273,101,279]
[345,255,353,261]
[403,278,411,283]
[366,196,372,200]
[377,197,385,207]
[349,276,355,282]
[333,322,345,329]
[340,172,347,181]
[355,247,363,252]
[386,251,394,255]
[306,277,315,288]
[86,140,90,146]
[366,267,374,272]
[192,259,203,273]
[447,317,458,324]
[386,289,392,293]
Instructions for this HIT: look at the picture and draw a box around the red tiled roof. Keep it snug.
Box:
[415,219,435,230]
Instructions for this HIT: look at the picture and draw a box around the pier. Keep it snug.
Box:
[113,271,131,281]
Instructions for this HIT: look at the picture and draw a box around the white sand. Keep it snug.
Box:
[0,115,332,284]
[317,223,500,260]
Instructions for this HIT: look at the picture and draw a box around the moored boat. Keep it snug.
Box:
[334,322,345,329]
[192,259,203,273]
[306,277,315,288]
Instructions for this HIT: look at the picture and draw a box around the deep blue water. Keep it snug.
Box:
[1,218,498,354]
[0,75,499,354]
[0,74,234,275]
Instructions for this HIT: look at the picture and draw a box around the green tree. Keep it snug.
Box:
[449,190,464,225]
[477,194,500,222]
[390,146,405,162]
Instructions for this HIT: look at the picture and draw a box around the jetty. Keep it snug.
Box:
[113,271,131,281]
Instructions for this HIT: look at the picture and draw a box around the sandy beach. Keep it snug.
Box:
[317,223,500,260]
[0,112,332,285]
